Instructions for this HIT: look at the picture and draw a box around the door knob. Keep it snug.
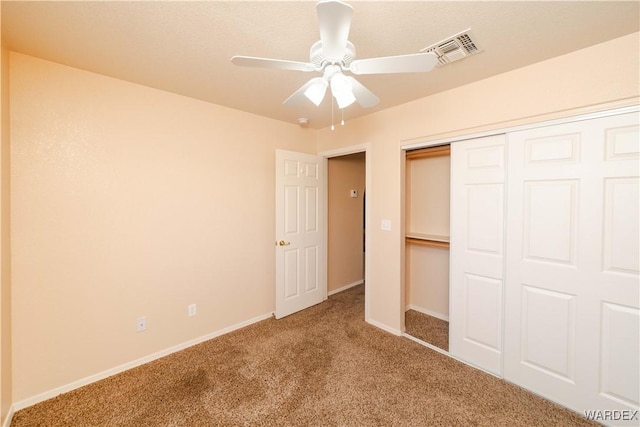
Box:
[277,240,291,246]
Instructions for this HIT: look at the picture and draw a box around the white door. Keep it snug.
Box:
[504,112,639,420]
[449,134,506,375]
[275,150,325,319]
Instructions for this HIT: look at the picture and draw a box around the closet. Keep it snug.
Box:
[404,145,451,352]
[404,107,639,421]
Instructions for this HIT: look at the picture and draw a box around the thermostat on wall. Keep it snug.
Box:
[350,189,358,198]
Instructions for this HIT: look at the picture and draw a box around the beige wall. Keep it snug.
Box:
[10,53,316,403]
[0,2,13,422]
[406,154,450,237]
[406,245,449,318]
[316,32,640,333]
[327,152,365,292]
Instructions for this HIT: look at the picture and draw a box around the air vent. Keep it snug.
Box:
[421,29,482,66]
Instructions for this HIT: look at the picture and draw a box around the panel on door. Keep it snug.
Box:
[450,134,506,375]
[275,150,325,319]
[504,112,640,421]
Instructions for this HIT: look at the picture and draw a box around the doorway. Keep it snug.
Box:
[327,152,365,294]
[322,145,370,321]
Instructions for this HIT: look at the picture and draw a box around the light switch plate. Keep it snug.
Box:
[381,219,391,231]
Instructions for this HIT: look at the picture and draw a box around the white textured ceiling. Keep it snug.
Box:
[3,1,639,129]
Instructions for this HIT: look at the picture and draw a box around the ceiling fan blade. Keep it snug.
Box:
[231,56,316,72]
[349,52,438,75]
[283,77,326,107]
[316,0,353,61]
[347,77,380,108]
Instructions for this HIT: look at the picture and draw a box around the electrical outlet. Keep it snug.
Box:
[188,304,197,317]
[136,316,147,332]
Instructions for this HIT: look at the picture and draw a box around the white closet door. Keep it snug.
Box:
[450,134,506,375]
[504,112,639,420]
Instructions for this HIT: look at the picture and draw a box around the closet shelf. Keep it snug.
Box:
[406,145,451,160]
[405,233,450,248]
[406,232,449,242]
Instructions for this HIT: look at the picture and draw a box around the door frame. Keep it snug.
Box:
[319,143,372,323]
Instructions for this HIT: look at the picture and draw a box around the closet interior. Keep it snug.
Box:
[404,144,451,351]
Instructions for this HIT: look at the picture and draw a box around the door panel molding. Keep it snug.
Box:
[275,150,325,319]
[504,112,640,420]
[450,134,506,376]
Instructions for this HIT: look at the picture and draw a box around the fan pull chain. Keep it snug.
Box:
[341,108,345,126]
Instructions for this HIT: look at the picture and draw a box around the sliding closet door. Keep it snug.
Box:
[450,134,506,375]
[504,112,639,419]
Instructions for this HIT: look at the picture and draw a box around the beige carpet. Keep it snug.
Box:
[404,310,449,352]
[12,285,595,426]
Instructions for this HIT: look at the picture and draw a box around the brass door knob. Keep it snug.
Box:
[277,240,291,246]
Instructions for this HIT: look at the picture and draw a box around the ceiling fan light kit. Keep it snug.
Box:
[303,78,328,107]
[230,0,440,126]
[329,72,356,109]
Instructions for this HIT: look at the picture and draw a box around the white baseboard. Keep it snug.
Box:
[367,318,402,336]
[2,405,14,427]
[13,311,274,411]
[405,304,449,322]
[328,279,364,296]
[403,332,449,356]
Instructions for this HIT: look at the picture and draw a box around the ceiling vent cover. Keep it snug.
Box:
[421,29,482,66]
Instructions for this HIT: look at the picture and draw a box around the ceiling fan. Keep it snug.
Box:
[231,0,438,111]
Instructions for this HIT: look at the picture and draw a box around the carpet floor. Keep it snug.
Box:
[404,310,449,352]
[12,285,596,426]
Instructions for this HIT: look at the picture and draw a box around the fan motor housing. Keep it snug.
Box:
[310,40,356,69]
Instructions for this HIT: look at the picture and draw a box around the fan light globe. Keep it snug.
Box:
[304,79,328,106]
[330,73,356,109]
